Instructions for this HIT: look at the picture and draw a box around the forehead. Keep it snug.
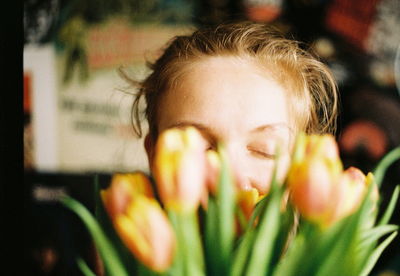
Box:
[157,56,292,135]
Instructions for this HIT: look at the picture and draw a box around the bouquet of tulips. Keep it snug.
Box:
[62,128,400,276]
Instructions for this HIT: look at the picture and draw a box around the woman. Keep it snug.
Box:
[122,21,338,195]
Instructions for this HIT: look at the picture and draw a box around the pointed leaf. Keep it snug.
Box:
[378,185,400,226]
[61,196,129,276]
[359,224,398,252]
[373,147,400,188]
[216,145,236,274]
[77,257,96,276]
[360,231,398,276]
[231,229,256,276]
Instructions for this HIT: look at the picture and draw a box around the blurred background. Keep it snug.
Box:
[24,0,400,275]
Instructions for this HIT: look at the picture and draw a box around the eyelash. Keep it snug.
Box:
[248,148,275,160]
[203,142,275,160]
[205,142,217,151]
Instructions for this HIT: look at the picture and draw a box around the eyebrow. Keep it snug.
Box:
[250,123,294,135]
[166,122,217,144]
[167,122,214,136]
[167,121,293,136]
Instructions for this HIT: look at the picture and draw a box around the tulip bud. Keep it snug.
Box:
[101,173,154,219]
[329,168,379,227]
[153,127,207,213]
[287,133,381,228]
[335,167,367,218]
[205,149,221,195]
[291,133,341,166]
[237,188,263,221]
[115,196,175,272]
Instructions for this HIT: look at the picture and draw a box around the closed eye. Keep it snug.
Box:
[248,147,276,160]
[205,142,217,151]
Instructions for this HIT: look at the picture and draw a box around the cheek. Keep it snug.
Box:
[248,159,275,195]
[248,153,291,195]
[276,154,291,182]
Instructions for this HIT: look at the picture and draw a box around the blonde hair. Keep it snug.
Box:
[120,21,339,139]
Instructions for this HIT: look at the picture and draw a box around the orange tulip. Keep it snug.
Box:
[286,134,340,225]
[101,172,154,219]
[101,173,175,272]
[287,133,343,226]
[153,127,208,212]
[115,196,176,272]
[287,133,379,228]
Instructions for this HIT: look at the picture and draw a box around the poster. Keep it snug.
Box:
[23,17,193,173]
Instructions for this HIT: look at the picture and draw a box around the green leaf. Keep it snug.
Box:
[314,221,360,276]
[231,229,256,276]
[358,224,398,252]
[271,231,308,276]
[168,211,185,276]
[61,196,129,276]
[181,212,206,276]
[168,211,205,276]
[373,147,400,188]
[269,206,297,269]
[77,257,96,276]
[204,197,220,276]
[359,231,398,276]
[378,185,400,226]
[216,145,236,275]
[244,179,282,276]
[280,220,327,276]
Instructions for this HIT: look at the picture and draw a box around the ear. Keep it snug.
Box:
[144,133,155,170]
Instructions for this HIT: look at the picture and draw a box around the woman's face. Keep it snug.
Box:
[148,56,295,195]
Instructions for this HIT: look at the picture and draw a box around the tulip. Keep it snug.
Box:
[198,149,222,210]
[330,168,379,227]
[205,149,221,195]
[101,172,154,219]
[287,133,379,228]
[237,188,264,221]
[100,173,175,272]
[286,133,344,227]
[114,195,176,272]
[153,127,207,212]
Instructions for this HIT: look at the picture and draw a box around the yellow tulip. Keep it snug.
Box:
[115,196,176,272]
[101,172,154,219]
[237,188,264,221]
[153,127,208,212]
